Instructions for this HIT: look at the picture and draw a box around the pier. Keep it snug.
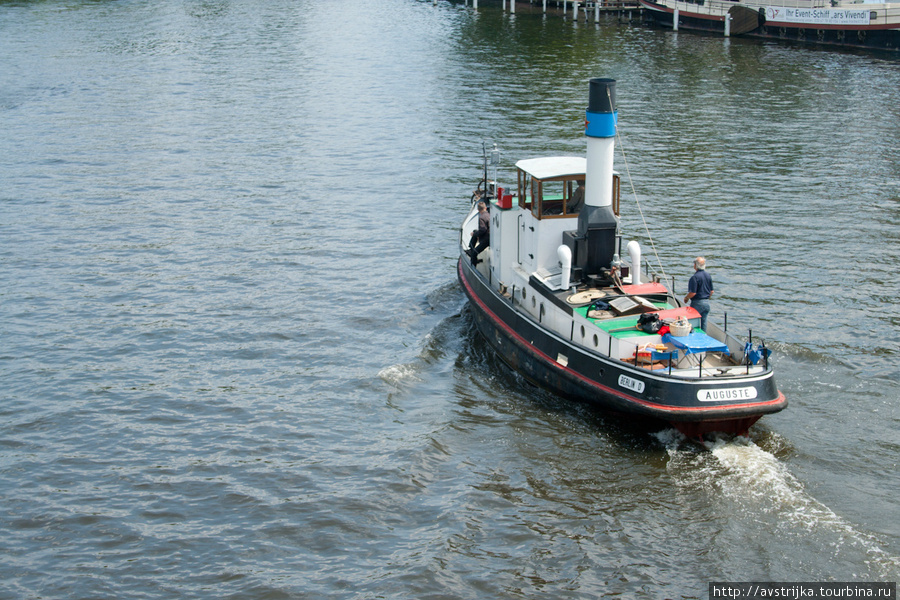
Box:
[452,0,641,21]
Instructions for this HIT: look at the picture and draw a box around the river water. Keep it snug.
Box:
[1,1,898,598]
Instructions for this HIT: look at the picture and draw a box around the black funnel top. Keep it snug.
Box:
[588,78,616,114]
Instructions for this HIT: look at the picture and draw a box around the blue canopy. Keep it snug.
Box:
[663,332,730,356]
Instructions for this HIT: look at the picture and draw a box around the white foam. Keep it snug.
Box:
[707,436,804,510]
[652,428,687,454]
[661,433,900,578]
[377,363,423,387]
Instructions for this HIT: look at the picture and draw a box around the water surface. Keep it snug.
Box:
[1,1,898,598]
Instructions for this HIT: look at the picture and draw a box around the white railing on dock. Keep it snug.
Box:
[670,0,900,20]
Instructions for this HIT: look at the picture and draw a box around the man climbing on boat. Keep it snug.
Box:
[684,256,714,331]
[466,201,490,265]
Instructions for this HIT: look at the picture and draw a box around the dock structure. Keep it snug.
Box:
[457,0,641,22]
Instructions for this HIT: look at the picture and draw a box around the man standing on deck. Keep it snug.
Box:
[684,256,714,332]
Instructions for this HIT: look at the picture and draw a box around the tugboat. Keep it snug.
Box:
[457,78,786,438]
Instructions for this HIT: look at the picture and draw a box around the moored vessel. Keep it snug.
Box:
[639,0,900,51]
[458,78,786,438]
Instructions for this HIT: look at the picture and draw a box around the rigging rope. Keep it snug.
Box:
[614,124,668,285]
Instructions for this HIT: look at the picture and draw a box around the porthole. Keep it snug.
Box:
[532,297,536,308]
[522,289,527,300]
[593,334,599,347]
[580,325,585,337]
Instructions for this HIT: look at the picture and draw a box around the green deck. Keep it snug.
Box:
[574,303,686,339]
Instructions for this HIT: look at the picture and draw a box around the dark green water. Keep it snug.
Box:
[1,1,898,598]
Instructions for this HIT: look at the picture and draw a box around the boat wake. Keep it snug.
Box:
[656,431,900,580]
[378,362,425,388]
[378,281,467,390]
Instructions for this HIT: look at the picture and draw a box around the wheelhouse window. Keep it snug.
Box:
[517,169,533,211]
[517,171,586,219]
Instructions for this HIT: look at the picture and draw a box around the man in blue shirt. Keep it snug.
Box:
[684,256,714,331]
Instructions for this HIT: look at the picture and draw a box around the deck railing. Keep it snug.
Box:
[671,0,900,21]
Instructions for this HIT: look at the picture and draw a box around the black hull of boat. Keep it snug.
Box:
[640,0,900,53]
[458,257,786,437]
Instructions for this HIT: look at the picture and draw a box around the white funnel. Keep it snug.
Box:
[584,79,617,208]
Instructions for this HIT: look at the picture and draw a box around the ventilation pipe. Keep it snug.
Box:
[558,245,573,290]
[626,240,642,285]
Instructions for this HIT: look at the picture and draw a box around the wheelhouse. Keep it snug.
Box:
[516,156,620,219]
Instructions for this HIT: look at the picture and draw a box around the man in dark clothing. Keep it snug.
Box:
[467,201,490,265]
[567,180,585,214]
[684,256,714,331]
